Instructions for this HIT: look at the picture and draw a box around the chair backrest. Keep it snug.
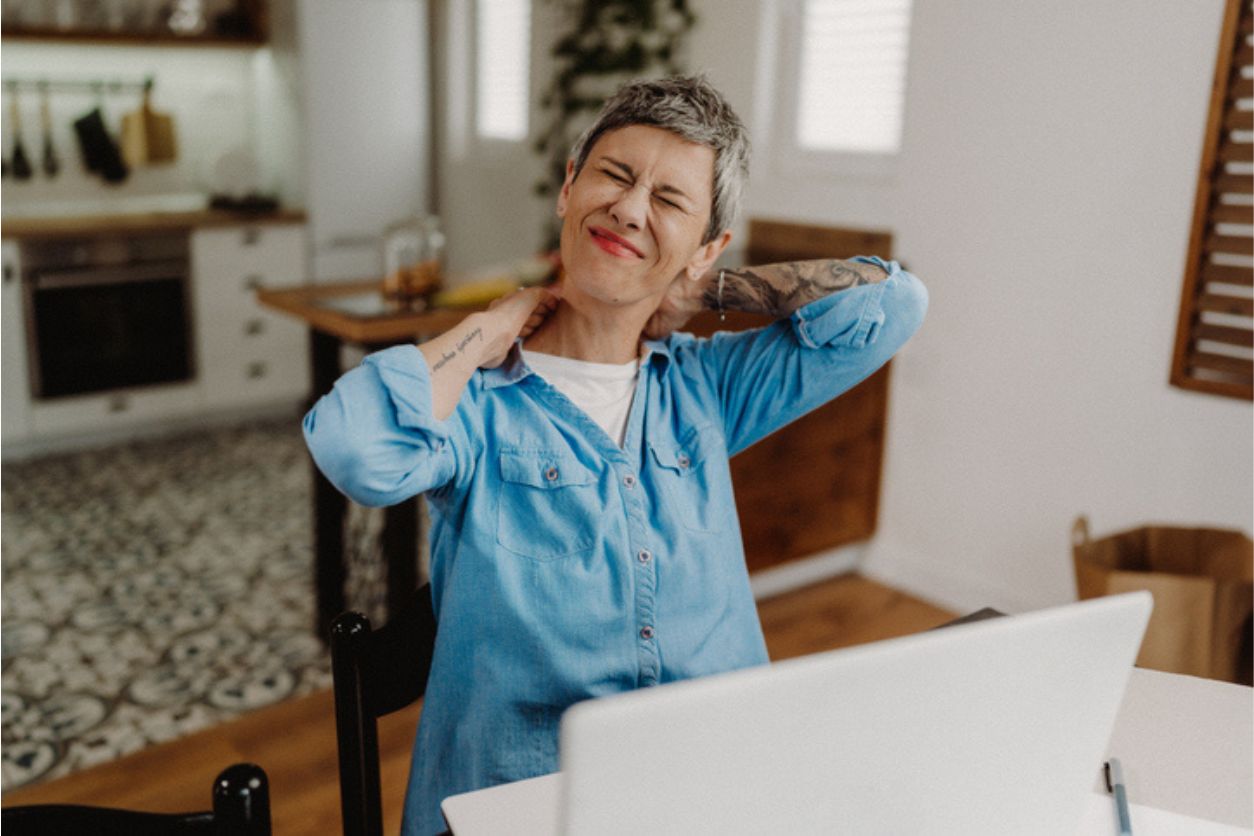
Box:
[1,762,270,836]
[743,218,893,267]
[331,583,438,836]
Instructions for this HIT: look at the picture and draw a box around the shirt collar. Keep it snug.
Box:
[641,337,672,371]
[481,336,674,390]
[480,340,532,390]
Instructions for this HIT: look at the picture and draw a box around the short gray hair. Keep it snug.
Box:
[569,75,750,244]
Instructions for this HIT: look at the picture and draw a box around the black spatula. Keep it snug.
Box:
[8,86,33,181]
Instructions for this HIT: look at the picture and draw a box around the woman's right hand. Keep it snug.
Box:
[419,284,560,420]
[479,285,562,369]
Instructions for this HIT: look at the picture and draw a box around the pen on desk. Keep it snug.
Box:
[1104,758,1133,836]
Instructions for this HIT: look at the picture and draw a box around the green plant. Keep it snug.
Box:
[534,0,697,248]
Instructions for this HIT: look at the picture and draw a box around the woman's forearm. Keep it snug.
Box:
[418,313,493,421]
[704,259,891,319]
[418,286,560,421]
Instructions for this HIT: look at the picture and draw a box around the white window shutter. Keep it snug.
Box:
[476,0,531,141]
[796,0,913,154]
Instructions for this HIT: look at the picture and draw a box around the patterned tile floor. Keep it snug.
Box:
[0,418,388,791]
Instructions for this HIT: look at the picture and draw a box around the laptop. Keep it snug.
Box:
[442,591,1152,835]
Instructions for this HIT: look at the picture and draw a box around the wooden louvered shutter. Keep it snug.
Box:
[1170,0,1253,400]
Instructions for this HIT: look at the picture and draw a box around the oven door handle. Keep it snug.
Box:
[31,260,188,290]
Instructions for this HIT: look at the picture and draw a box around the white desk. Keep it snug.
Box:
[443,668,1253,835]
[1097,668,1251,829]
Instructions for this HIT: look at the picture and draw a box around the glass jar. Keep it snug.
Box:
[382,215,444,301]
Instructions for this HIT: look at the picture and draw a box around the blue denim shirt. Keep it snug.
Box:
[303,257,926,835]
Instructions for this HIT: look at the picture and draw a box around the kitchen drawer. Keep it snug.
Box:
[191,224,307,287]
[203,368,308,411]
[194,303,305,351]
[28,383,203,438]
[198,322,306,372]
[194,277,293,324]
[198,328,309,409]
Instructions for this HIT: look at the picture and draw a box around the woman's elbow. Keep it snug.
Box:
[303,402,402,508]
[883,269,928,348]
[303,401,446,511]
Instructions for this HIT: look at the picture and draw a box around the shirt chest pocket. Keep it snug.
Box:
[648,425,722,533]
[496,450,601,562]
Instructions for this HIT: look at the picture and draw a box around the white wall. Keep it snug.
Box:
[690,0,1252,613]
[285,0,430,281]
[432,0,554,274]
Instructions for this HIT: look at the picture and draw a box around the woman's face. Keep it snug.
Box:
[556,125,730,313]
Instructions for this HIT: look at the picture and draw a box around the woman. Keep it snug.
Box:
[304,75,928,835]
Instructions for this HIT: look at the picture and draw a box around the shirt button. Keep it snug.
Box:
[623,473,636,488]
[637,549,652,564]
[677,453,691,469]
[640,626,654,640]
[545,467,559,482]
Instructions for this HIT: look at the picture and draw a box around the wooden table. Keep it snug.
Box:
[257,279,480,638]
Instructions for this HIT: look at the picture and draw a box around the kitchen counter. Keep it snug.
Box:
[1,208,308,240]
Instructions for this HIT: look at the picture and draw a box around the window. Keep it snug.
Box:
[793,0,914,155]
[1170,0,1253,400]
[475,0,531,141]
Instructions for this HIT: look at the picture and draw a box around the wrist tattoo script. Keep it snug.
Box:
[432,327,483,372]
[701,259,886,317]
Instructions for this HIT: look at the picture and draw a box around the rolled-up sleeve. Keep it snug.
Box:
[692,257,928,455]
[790,256,927,351]
[302,345,458,507]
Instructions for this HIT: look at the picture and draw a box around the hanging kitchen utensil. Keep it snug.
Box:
[38,82,59,178]
[75,83,106,173]
[73,83,128,183]
[120,89,147,167]
[142,90,177,163]
[8,84,34,181]
[121,78,176,166]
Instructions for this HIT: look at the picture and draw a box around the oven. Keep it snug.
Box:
[22,233,195,399]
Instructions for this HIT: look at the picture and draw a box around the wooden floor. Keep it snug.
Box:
[2,573,954,833]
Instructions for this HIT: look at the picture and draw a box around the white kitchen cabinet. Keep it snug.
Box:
[2,221,311,458]
[1,239,32,445]
[191,223,310,410]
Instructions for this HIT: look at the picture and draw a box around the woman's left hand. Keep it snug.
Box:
[644,270,711,339]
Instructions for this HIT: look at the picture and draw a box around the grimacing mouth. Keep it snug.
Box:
[588,225,646,258]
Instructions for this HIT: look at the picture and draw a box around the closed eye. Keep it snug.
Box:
[600,168,629,185]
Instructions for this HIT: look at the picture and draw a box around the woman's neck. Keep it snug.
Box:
[522,297,650,364]
[523,300,646,363]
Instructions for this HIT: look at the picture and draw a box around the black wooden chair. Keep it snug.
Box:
[331,583,438,836]
[2,761,270,836]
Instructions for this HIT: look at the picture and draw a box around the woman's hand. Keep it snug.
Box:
[419,284,560,421]
[480,285,562,368]
[644,270,711,340]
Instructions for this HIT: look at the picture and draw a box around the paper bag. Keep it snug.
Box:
[1072,515,1252,685]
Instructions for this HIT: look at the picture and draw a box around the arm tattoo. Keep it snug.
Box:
[701,259,889,318]
[432,327,483,372]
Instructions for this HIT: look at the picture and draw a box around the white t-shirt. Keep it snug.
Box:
[521,349,641,447]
